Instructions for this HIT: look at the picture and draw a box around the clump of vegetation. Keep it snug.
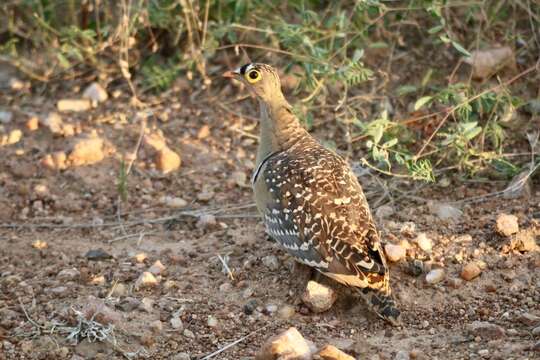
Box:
[1,0,538,183]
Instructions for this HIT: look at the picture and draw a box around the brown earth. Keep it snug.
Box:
[0,78,539,360]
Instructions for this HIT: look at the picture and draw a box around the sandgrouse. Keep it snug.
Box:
[224,63,401,325]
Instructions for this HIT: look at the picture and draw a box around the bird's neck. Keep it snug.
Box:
[256,98,307,165]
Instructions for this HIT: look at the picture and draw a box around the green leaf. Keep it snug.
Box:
[396,85,417,96]
[428,25,444,34]
[56,53,70,69]
[382,138,398,148]
[452,41,471,57]
[414,96,432,111]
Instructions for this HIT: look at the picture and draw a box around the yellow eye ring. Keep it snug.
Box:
[245,69,261,83]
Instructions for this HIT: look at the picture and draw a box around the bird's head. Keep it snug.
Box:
[223,63,284,103]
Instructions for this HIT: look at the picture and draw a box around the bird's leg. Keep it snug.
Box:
[287,261,316,304]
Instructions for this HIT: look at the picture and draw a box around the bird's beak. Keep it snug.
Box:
[222,67,241,78]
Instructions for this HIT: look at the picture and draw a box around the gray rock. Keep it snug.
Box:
[84,248,112,261]
[0,110,13,124]
[467,321,506,339]
[262,255,280,270]
[57,268,80,281]
[82,82,108,103]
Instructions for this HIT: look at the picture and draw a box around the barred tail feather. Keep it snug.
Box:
[358,287,401,326]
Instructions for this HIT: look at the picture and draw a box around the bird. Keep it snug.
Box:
[223,63,401,325]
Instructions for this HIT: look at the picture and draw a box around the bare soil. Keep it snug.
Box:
[0,79,539,360]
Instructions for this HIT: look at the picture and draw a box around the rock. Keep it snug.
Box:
[114,296,135,314]
[82,82,108,103]
[414,233,433,253]
[257,327,312,360]
[243,299,258,315]
[385,244,406,262]
[47,286,68,296]
[533,340,540,352]
[69,136,105,166]
[31,239,48,250]
[170,317,183,330]
[84,248,112,261]
[25,116,39,131]
[139,297,154,313]
[467,321,505,339]
[82,296,122,325]
[495,214,519,237]
[464,47,515,79]
[278,305,296,320]
[183,329,195,338]
[57,99,92,112]
[0,129,22,146]
[532,326,540,336]
[172,353,190,360]
[90,275,106,285]
[156,147,181,174]
[301,281,337,313]
[518,312,540,327]
[148,260,166,275]
[41,112,64,134]
[134,253,147,263]
[375,205,394,219]
[425,268,445,284]
[510,230,537,252]
[400,222,416,236]
[197,124,210,139]
[478,349,489,358]
[75,339,113,358]
[161,196,188,208]
[57,268,80,281]
[196,214,217,230]
[150,320,163,334]
[111,283,128,297]
[42,151,67,170]
[316,344,355,360]
[447,277,463,288]
[207,315,218,328]
[394,350,410,360]
[262,255,280,270]
[428,201,462,221]
[219,283,232,292]
[461,262,482,281]
[0,110,13,124]
[135,272,158,289]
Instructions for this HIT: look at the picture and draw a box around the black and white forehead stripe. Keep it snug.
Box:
[238,63,255,75]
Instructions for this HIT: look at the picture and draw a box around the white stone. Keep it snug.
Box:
[425,269,445,284]
[415,233,433,253]
[257,327,312,360]
[384,244,406,262]
[82,82,108,103]
[301,280,337,313]
[135,272,158,289]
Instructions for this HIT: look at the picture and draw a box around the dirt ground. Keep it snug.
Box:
[0,74,539,360]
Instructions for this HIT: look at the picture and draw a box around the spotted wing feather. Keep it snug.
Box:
[257,138,389,292]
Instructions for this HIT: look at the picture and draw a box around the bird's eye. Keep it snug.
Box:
[246,70,261,83]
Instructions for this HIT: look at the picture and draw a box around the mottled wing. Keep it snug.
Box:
[260,140,388,291]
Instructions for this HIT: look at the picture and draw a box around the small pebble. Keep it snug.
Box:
[32,240,48,250]
[85,248,112,261]
[170,317,183,330]
[415,233,433,253]
[57,268,80,281]
[148,260,166,275]
[257,327,312,360]
[385,244,406,262]
[316,344,355,360]
[495,213,519,237]
[262,255,280,270]
[425,268,445,284]
[461,262,482,281]
[301,281,337,313]
[135,272,158,289]
[278,305,296,320]
[134,253,147,263]
[183,329,195,338]
[207,316,218,328]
